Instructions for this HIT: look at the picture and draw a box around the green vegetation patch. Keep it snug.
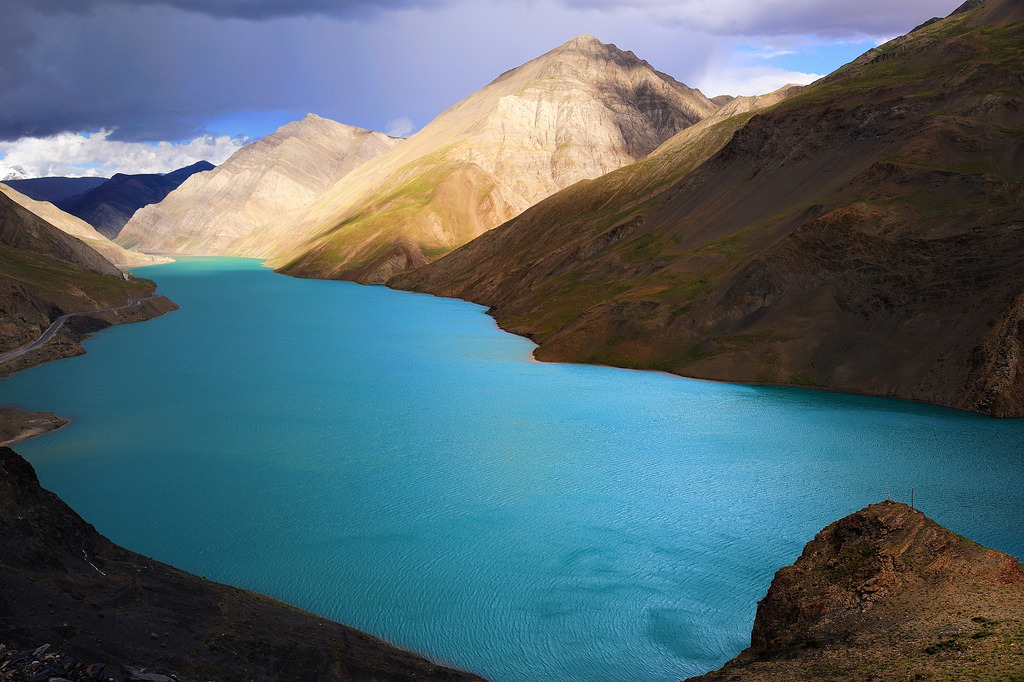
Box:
[0,243,152,308]
[825,539,874,584]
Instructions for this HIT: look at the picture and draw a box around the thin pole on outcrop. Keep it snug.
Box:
[911,487,914,510]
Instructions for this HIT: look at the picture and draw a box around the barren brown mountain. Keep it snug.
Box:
[0,183,169,269]
[392,0,1024,417]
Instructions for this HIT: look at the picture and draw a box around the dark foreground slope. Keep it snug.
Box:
[690,500,1024,680]
[392,0,1024,417]
[0,447,487,682]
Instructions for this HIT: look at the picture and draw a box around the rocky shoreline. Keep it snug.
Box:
[0,406,68,447]
[0,294,178,381]
[0,641,177,682]
[4,421,1022,680]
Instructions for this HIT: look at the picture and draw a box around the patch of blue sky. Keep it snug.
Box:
[203,109,308,141]
[743,36,882,75]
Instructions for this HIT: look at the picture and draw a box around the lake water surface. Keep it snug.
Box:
[3,257,1023,681]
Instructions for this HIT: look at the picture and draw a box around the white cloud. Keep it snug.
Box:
[695,65,823,98]
[385,117,415,138]
[0,129,247,178]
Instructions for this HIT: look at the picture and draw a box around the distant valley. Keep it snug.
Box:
[118,115,400,256]
[56,161,214,239]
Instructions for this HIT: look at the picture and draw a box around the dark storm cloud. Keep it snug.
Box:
[0,0,446,141]
[0,0,965,145]
[27,0,446,20]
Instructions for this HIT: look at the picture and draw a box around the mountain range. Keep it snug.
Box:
[392,0,1024,417]
[54,161,214,239]
[2,2,1024,679]
[119,115,400,255]
[119,35,723,283]
[10,1,1018,421]
[5,176,107,203]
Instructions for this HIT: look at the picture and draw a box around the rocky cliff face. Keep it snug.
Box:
[118,115,400,256]
[268,35,719,283]
[690,500,1024,680]
[56,161,213,239]
[391,0,1024,417]
[0,446,487,682]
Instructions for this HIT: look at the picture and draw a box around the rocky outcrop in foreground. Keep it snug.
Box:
[690,500,1024,680]
[0,447,487,682]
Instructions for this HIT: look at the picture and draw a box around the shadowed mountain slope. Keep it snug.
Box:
[0,446,488,682]
[5,177,107,203]
[0,183,169,269]
[689,500,1024,680]
[118,115,400,256]
[0,188,175,375]
[267,35,720,283]
[392,0,1024,417]
[56,161,214,239]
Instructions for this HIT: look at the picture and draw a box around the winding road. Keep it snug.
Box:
[0,297,154,364]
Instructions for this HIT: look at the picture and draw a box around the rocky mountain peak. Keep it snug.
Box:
[558,33,611,55]
[266,35,722,282]
[542,33,657,75]
[277,112,349,137]
[117,114,400,256]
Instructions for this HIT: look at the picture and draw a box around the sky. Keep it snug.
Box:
[0,0,965,178]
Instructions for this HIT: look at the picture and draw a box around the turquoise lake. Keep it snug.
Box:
[3,257,1024,681]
